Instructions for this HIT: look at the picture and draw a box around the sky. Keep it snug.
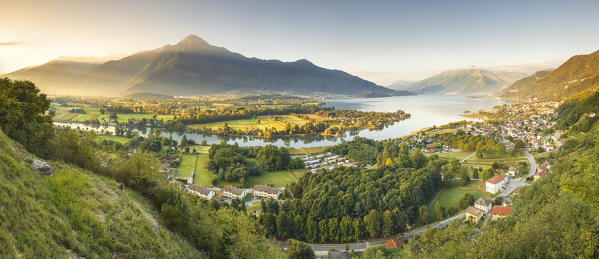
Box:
[1,0,599,84]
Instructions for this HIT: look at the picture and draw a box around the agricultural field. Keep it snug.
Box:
[188,115,311,131]
[436,181,493,210]
[53,105,173,123]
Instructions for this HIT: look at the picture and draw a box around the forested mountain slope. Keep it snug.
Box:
[500,49,599,101]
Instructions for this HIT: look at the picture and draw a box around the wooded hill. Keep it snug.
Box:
[500,49,599,101]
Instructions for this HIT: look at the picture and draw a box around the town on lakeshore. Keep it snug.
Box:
[2,1,599,258]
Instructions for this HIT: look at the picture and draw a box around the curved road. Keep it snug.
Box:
[281,152,537,253]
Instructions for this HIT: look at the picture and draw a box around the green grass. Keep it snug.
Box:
[466,156,528,163]
[286,146,327,155]
[177,155,197,178]
[193,153,213,186]
[0,130,199,258]
[188,115,311,131]
[436,181,494,210]
[246,169,308,187]
[114,113,174,123]
[424,128,458,136]
[95,135,130,144]
[461,162,492,170]
[437,151,473,160]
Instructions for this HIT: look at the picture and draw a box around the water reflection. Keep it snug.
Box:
[55,95,513,147]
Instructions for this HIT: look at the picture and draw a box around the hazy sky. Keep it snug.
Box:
[1,0,599,84]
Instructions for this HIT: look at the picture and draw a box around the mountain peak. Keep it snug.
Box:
[174,34,211,50]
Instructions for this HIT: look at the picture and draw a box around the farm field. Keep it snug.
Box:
[53,106,173,123]
[192,153,213,186]
[188,115,311,131]
[424,128,458,136]
[177,155,197,178]
[246,169,307,187]
[436,181,493,210]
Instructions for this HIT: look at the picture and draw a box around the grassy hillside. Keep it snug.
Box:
[0,130,202,258]
[500,49,599,101]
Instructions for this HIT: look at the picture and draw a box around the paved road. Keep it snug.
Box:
[281,213,467,253]
[280,153,537,253]
[498,151,536,198]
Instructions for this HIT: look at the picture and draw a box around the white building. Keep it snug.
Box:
[187,184,215,200]
[486,174,508,194]
[223,186,248,199]
[474,197,493,214]
[507,167,518,176]
[253,185,281,199]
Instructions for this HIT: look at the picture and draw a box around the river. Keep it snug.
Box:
[55,95,512,148]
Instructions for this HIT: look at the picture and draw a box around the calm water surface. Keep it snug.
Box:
[55,95,512,148]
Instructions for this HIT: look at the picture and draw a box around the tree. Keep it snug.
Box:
[459,170,470,186]
[419,206,429,225]
[382,210,394,237]
[364,210,381,238]
[180,135,188,148]
[0,78,54,156]
[433,201,444,221]
[458,193,475,209]
[286,239,315,259]
[276,211,291,238]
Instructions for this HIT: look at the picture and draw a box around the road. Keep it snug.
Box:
[280,153,537,253]
[280,213,467,253]
[498,151,536,198]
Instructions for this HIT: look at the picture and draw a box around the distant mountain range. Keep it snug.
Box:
[7,34,408,97]
[499,49,599,101]
[392,68,526,95]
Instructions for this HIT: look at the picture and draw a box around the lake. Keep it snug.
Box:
[55,95,512,148]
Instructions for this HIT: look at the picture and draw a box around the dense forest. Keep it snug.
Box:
[208,143,302,185]
[258,146,444,242]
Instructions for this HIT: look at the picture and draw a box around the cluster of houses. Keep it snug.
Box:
[172,181,283,202]
[159,156,179,174]
[465,197,513,223]
[297,152,360,173]
[464,102,563,152]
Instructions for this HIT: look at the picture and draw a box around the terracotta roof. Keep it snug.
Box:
[253,185,279,195]
[474,197,491,206]
[224,186,245,196]
[188,184,212,196]
[465,206,484,217]
[486,174,507,185]
[491,205,512,216]
[384,238,404,248]
[536,171,548,177]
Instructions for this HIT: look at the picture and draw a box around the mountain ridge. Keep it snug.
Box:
[499,49,599,101]
[7,34,406,97]
[397,68,526,95]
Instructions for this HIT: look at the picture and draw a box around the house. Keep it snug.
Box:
[474,197,492,214]
[187,184,215,200]
[223,186,247,199]
[507,167,518,176]
[486,174,508,194]
[384,238,404,248]
[491,205,512,220]
[534,171,547,181]
[253,185,281,199]
[465,206,484,223]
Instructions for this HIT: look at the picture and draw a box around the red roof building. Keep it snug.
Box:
[385,238,404,248]
[491,205,512,220]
